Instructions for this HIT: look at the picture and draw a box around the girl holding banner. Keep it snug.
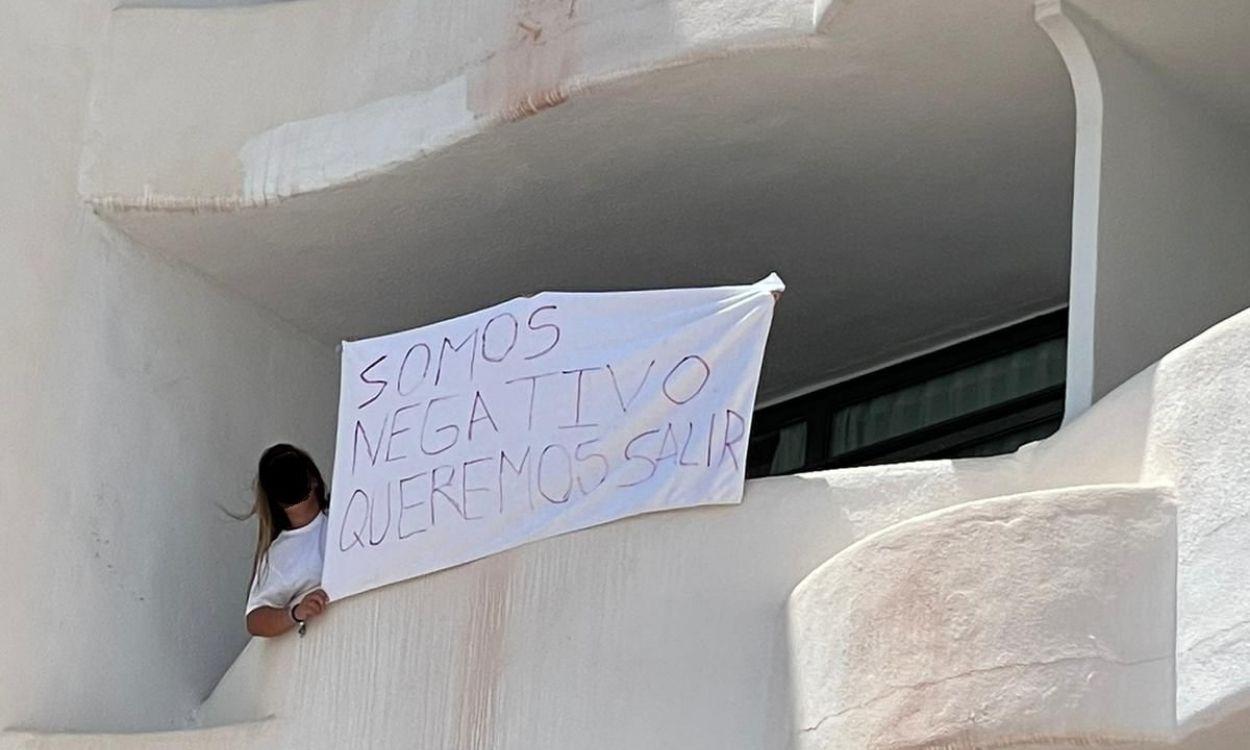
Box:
[240,444,332,637]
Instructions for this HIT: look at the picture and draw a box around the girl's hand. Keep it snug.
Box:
[293,589,329,622]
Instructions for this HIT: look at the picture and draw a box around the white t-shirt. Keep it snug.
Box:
[246,512,327,615]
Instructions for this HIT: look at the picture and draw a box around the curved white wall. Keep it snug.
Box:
[194,307,1248,748]
[5,305,1247,748]
[0,1,338,732]
[190,460,1044,748]
[790,484,1178,748]
[84,0,814,209]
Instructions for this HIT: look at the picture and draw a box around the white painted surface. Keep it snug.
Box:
[790,484,1178,748]
[237,78,476,205]
[5,0,1250,743]
[83,0,815,206]
[1078,0,1250,129]
[0,1,338,733]
[7,304,1245,749]
[1140,310,1250,730]
[82,0,1077,403]
[1038,0,1250,411]
[1035,0,1102,421]
[195,460,1066,748]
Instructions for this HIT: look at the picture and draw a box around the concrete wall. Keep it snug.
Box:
[0,1,338,732]
[84,0,812,208]
[6,304,1246,749]
[1040,0,1250,413]
[789,305,1250,748]
[73,0,1078,407]
[4,0,1248,742]
[791,484,1179,747]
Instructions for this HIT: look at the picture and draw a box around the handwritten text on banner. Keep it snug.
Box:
[322,274,784,599]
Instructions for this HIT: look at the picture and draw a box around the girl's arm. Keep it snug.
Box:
[246,590,329,637]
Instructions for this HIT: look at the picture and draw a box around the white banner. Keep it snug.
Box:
[322,274,784,599]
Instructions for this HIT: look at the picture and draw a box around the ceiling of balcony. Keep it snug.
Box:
[100,0,1078,403]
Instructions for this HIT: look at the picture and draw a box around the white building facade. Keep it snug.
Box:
[1,0,1248,747]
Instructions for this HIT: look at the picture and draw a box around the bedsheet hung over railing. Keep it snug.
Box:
[324,275,784,600]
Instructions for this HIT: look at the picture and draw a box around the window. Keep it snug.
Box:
[746,309,1066,478]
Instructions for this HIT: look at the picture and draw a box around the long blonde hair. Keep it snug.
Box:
[239,444,329,581]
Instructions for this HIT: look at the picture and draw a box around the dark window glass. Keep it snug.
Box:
[746,309,1066,478]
